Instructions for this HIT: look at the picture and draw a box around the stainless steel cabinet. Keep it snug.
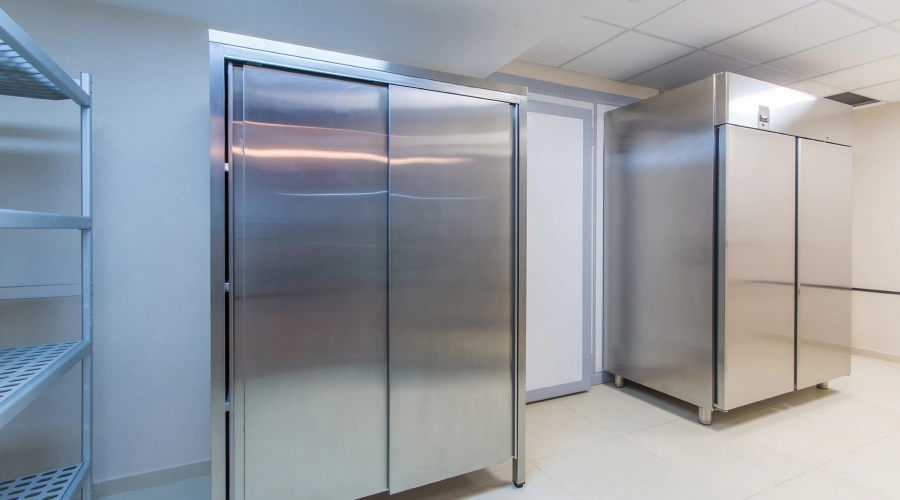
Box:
[605,72,852,424]
[211,33,526,499]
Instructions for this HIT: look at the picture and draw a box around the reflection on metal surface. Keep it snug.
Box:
[604,76,717,410]
[796,138,852,389]
[232,65,388,500]
[716,72,852,146]
[717,125,796,411]
[389,85,513,494]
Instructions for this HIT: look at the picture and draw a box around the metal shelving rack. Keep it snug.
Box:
[0,6,92,500]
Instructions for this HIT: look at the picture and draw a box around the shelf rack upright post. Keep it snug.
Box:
[0,6,92,500]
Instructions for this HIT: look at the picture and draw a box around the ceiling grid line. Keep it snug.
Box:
[512,0,900,99]
[826,0,900,35]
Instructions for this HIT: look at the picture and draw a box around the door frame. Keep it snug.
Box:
[525,100,593,403]
[209,30,529,499]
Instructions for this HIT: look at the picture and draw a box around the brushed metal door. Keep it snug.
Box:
[231,65,388,499]
[796,138,852,389]
[716,125,796,410]
[388,85,513,493]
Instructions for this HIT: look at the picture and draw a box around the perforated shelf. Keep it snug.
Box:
[0,342,91,429]
[0,41,68,101]
[0,9,90,105]
[0,463,87,500]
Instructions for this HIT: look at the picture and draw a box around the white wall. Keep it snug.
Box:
[0,0,210,482]
[851,103,900,360]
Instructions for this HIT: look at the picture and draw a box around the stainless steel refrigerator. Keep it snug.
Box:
[603,72,852,424]
[210,33,526,499]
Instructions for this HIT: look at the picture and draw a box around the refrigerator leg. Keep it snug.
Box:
[513,457,525,488]
[698,407,713,426]
[614,375,625,388]
[816,381,829,389]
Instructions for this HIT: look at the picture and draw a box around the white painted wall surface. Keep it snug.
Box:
[526,111,585,392]
[851,103,900,360]
[0,0,210,482]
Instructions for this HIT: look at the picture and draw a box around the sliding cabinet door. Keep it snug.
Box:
[796,138,852,389]
[231,65,388,499]
[388,85,514,493]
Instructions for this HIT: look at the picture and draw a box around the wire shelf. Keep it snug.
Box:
[0,463,86,500]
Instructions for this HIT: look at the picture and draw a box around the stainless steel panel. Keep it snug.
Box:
[389,85,513,493]
[717,125,796,411]
[232,65,388,499]
[715,72,852,147]
[796,139,852,389]
[603,76,716,410]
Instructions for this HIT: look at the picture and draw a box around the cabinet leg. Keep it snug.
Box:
[816,381,829,389]
[513,457,525,488]
[698,407,712,425]
[614,375,625,388]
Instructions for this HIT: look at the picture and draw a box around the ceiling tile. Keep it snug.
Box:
[786,79,845,97]
[581,0,684,28]
[708,2,874,63]
[738,65,804,85]
[626,50,754,90]
[832,0,900,22]
[855,79,900,101]
[519,17,624,67]
[562,31,693,81]
[814,55,900,90]
[637,0,816,48]
[767,27,900,78]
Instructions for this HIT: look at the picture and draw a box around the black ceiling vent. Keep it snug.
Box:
[825,92,879,107]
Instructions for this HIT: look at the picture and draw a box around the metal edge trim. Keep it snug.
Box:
[209,41,227,500]
[513,97,527,487]
[209,30,526,97]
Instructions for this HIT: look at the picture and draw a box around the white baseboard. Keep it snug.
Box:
[852,346,900,364]
[92,459,210,499]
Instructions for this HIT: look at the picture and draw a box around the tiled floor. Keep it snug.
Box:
[104,355,900,500]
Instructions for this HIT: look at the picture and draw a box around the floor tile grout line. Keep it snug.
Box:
[619,428,741,500]
[811,460,894,498]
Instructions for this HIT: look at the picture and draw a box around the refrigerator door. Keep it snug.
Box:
[717,125,796,411]
[796,139,852,389]
[231,66,389,499]
[388,85,514,493]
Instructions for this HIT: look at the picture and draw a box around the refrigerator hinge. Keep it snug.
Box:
[224,282,230,293]
[225,401,230,412]
[224,162,230,172]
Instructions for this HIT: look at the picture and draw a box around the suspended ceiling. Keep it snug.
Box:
[522,0,900,101]
[91,0,900,101]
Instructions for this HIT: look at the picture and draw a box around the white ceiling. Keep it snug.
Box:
[89,0,900,102]
[522,0,900,101]
[86,0,598,78]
